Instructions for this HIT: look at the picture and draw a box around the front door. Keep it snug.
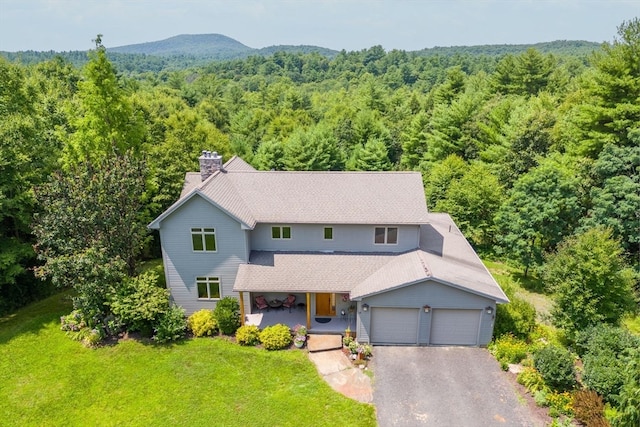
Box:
[316,293,336,316]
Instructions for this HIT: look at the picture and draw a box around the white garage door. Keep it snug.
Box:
[430,309,481,346]
[370,307,419,344]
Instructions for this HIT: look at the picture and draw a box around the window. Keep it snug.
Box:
[197,277,220,299]
[271,226,291,239]
[374,227,398,244]
[191,227,217,251]
[323,227,333,240]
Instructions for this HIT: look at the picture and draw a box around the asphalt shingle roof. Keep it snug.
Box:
[234,214,508,303]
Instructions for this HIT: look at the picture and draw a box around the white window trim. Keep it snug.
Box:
[373,226,399,245]
[323,226,334,240]
[196,276,221,300]
[271,225,292,240]
[191,227,218,253]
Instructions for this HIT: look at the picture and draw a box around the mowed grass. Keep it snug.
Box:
[0,292,376,426]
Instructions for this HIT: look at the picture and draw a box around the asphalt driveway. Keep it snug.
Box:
[371,347,545,426]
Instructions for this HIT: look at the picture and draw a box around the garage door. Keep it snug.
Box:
[430,309,481,346]
[370,307,419,344]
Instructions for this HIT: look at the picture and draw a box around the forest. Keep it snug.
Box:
[1,20,638,314]
[0,19,640,312]
[1,16,639,426]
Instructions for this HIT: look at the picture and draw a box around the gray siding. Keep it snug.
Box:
[159,195,249,315]
[356,280,496,346]
[250,223,420,253]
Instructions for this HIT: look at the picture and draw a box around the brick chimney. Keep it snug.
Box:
[199,150,223,181]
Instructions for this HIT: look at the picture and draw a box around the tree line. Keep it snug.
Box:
[0,21,638,322]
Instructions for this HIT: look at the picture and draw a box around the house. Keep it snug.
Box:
[148,151,509,346]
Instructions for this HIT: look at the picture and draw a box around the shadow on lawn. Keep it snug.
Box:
[0,290,73,346]
[511,271,548,294]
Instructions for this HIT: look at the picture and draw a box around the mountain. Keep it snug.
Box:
[109,34,254,59]
[108,34,338,61]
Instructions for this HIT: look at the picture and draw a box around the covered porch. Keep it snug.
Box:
[238,291,357,334]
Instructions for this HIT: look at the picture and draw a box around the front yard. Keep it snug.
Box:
[0,292,376,426]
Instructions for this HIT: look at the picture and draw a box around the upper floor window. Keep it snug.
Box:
[272,226,291,239]
[191,227,217,252]
[374,227,398,245]
[323,227,333,240]
[197,276,220,299]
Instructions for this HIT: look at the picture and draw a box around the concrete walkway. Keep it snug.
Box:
[306,335,373,404]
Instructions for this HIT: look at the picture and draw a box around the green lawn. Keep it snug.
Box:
[0,292,376,426]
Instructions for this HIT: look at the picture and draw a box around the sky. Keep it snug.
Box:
[0,0,638,52]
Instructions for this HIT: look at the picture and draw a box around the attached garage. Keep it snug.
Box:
[430,309,481,346]
[370,307,419,345]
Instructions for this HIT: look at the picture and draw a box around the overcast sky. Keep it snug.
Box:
[0,0,638,52]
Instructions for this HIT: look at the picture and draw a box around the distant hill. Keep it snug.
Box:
[108,34,338,61]
[109,34,254,59]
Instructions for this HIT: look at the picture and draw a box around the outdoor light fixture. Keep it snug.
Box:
[485,306,493,314]
[362,303,369,312]
[423,305,431,313]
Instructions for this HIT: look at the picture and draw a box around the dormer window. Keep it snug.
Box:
[272,226,291,239]
[374,227,398,245]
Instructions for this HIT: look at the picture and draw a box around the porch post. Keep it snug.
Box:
[306,292,311,330]
[239,291,245,325]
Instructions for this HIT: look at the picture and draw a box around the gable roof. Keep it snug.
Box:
[149,156,429,229]
[234,214,509,303]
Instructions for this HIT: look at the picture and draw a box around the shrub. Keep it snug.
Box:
[575,324,640,358]
[109,271,169,336]
[612,349,640,427]
[573,389,608,427]
[576,324,640,404]
[534,345,577,392]
[259,324,292,350]
[188,309,217,337]
[489,334,529,365]
[517,367,547,393]
[547,391,574,417]
[61,310,87,332]
[493,295,537,340]
[153,305,186,344]
[582,350,625,404]
[236,325,261,346]
[213,297,240,335]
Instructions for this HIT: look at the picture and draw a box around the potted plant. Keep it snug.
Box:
[294,334,306,348]
[293,324,307,349]
[344,326,351,338]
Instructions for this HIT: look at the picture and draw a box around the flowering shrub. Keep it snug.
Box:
[235,325,261,346]
[259,324,292,350]
[546,391,574,417]
[489,334,530,366]
[188,309,217,337]
[60,310,86,332]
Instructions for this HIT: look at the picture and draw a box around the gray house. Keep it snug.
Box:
[148,152,508,346]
